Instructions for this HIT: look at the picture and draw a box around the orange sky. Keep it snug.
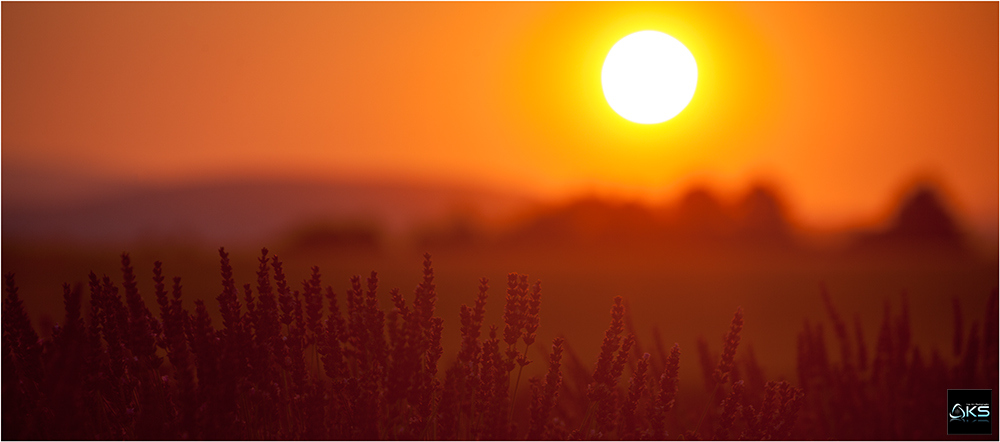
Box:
[3,2,997,233]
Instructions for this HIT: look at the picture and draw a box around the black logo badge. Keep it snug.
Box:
[948,389,992,435]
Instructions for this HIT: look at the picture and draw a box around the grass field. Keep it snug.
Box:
[3,238,996,439]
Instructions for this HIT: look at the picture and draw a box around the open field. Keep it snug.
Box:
[4,237,996,439]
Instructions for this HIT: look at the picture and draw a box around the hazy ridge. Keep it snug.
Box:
[4,178,990,259]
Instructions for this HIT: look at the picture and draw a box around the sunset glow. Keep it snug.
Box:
[4,2,995,234]
[2,4,997,440]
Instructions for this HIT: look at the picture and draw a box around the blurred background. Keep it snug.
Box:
[3,2,997,386]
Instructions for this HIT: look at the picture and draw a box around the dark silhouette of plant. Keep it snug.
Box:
[1,249,995,440]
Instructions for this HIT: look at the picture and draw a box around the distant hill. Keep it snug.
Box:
[4,177,973,256]
[2,179,536,246]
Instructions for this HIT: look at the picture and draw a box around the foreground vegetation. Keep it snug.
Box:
[2,249,996,440]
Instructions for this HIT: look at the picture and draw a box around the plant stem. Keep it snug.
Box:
[508,342,531,423]
[696,381,722,437]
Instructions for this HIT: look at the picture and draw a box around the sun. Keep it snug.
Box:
[601,30,698,124]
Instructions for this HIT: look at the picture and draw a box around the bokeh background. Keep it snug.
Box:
[3,2,997,389]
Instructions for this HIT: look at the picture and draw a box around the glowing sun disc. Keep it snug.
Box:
[601,30,698,124]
